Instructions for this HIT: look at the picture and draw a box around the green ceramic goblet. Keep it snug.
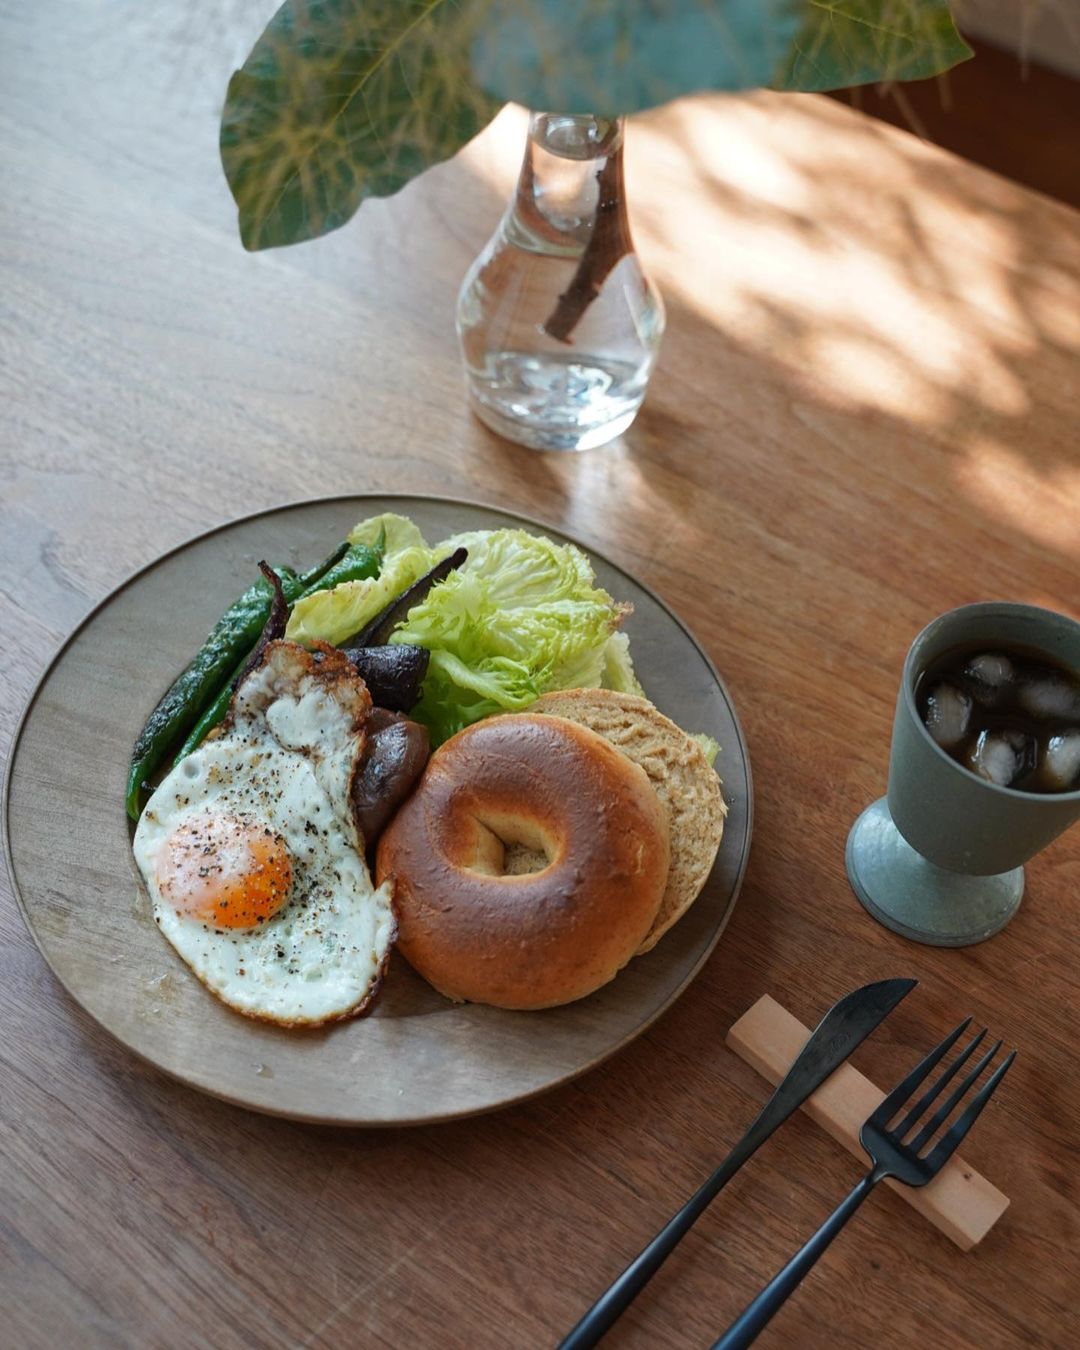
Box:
[846,602,1080,946]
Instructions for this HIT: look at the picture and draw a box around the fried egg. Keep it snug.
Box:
[133,642,396,1026]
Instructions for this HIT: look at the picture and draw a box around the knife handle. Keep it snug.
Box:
[557,1146,750,1350]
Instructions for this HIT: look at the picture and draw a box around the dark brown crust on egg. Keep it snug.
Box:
[375,714,670,1010]
[221,638,373,738]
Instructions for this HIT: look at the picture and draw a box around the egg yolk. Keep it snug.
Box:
[157,815,293,928]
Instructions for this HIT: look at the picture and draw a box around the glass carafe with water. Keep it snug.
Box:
[456,112,665,452]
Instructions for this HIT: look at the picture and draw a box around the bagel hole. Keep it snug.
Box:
[469,812,556,877]
[503,843,551,876]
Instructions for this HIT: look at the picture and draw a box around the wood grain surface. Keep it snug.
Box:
[3,4,1079,1348]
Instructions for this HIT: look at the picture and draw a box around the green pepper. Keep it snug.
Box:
[165,540,385,775]
[125,541,366,820]
[295,539,380,600]
[170,662,245,766]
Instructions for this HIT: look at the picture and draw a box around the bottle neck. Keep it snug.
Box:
[529,112,623,158]
[512,112,630,252]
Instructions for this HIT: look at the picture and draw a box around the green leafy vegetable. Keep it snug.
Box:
[348,548,468,648]
[287,514,432,647]
[389,528,630,742]
[286,551,432,647]
[283,514,697,754]
[601,631,645,696]
[348,512,428,557]
[689,732,721,767]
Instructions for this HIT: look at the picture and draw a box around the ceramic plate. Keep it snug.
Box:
[4,496,752,1125]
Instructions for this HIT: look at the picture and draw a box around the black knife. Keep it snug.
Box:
[557,978,917,1350]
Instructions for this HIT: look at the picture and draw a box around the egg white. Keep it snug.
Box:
[133,644,396,1026]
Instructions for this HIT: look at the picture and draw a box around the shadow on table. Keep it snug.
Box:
[624,95,1077,563]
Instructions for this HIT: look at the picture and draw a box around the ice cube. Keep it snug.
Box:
[966,729,1036,787]
[923,682,971,748]
[963,652,1014,707]
[1043,730,1080,792]
[1018,675,1080,721]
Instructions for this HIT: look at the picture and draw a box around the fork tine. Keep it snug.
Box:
[923,1050,1017,1172]
[908,1039,1003,1154]
[867,1017,972,1129]
[890,1028,987,1141]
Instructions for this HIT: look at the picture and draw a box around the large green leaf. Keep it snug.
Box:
[773,0,972,90]
[469,0,803,116]
[220,0,501,251]
[221,0,973,251]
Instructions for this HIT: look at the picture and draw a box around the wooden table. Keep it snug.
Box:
[3,6,1079,1348]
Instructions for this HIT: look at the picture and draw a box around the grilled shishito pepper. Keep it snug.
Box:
[126,540,380,819]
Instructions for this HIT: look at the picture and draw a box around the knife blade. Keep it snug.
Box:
[557,978,917,1350]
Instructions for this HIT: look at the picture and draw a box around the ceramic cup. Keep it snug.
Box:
[846,602,1080,946]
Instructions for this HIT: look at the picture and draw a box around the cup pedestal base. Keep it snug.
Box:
[845,798,1024,947]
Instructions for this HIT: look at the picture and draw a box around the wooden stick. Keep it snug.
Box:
[726,995,1009,1250]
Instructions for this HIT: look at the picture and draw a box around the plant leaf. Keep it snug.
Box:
[220,0,501,250]
[470,0,803,116]
[221,0,974,251]
[773,0,973,90]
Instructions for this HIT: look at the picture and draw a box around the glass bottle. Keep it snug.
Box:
[456,112,665,452]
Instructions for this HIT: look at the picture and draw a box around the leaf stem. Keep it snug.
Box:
[542,145,631,344]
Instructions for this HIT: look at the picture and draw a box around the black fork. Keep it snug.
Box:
[712,1019,1016,1350]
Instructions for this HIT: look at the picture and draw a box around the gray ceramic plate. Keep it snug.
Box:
[4,496,752,1125]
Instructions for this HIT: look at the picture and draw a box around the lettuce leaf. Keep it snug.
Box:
[286,515,645,746]
[283,550,429,646]
[689,732,721,768]
[600,631,645,696]
[391,528,630,742]
[347,511,428,556]
[286,513,434,647]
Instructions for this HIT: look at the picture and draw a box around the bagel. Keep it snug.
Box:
[375,714,670,1009]
[529,689,727,952]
